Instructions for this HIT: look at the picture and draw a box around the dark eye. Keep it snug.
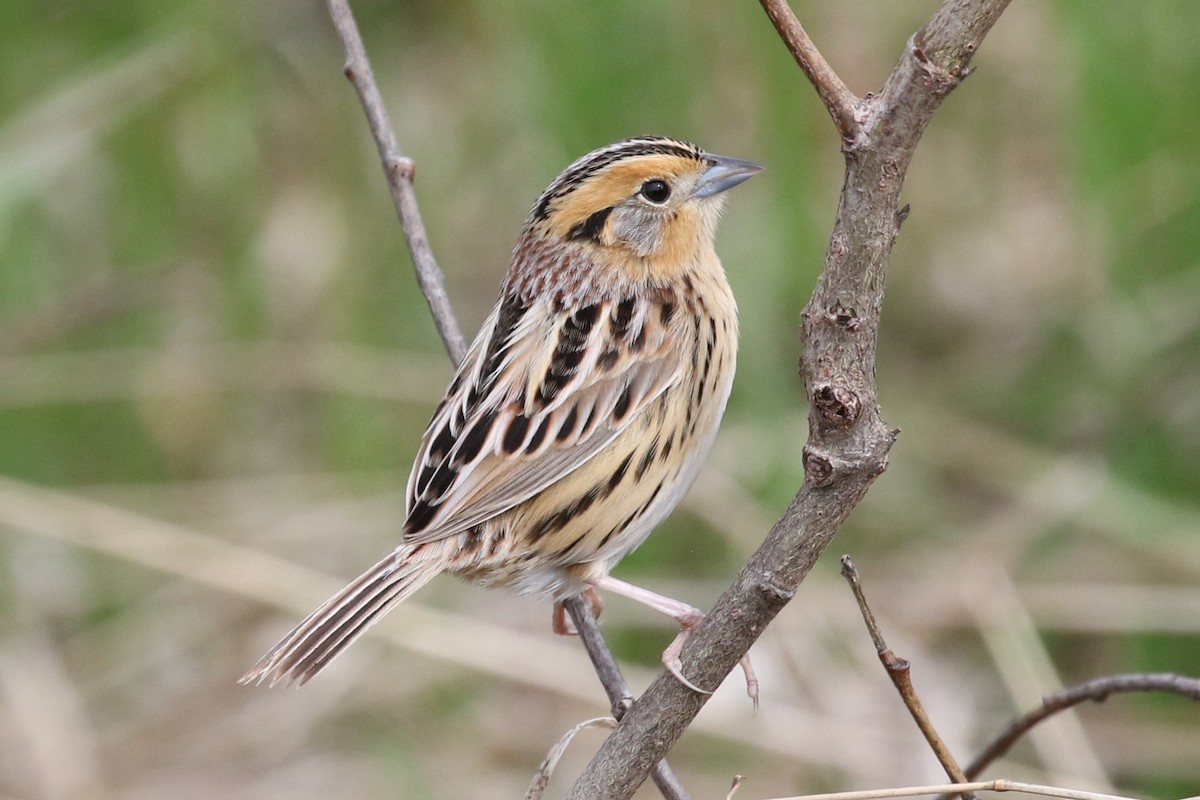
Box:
[639,179,671,204]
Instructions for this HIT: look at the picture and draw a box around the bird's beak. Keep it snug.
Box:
[694,154,763,198]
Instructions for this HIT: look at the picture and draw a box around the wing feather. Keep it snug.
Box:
[402,291,682,545]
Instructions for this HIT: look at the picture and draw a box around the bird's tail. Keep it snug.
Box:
[240,544,443,687]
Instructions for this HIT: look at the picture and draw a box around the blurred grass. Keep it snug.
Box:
[1,2,1199,799]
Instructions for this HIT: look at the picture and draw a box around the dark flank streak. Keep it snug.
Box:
[547,487,605,557]
[572,486,602,516]
[635,438,660,480]
[557,532,590,557]
[595,472,672,554]
[530,508,572,541]
[642,481,663,515]
[607,452,634,494]
[597,527,618,548]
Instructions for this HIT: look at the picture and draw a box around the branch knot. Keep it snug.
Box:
[812,383,861,426]
[825,300,861,331]
[802,446,837,487]
[389,156,416,181]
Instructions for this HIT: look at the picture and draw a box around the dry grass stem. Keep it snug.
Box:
[760,779,1146,800]
[526,717,617,800]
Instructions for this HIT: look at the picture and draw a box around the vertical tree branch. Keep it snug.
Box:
[327,0,467,365]
[564,2,1011,798]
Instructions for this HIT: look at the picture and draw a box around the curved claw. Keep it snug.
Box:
[662,628,713,695]
[665,657,713,695]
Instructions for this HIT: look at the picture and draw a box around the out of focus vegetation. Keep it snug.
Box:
[2,2,1198,798]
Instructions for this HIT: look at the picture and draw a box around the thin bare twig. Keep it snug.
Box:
[326,0,466,365]
[959,673,1200,781]
[564,597,691,800]
[841,557,976,800]
[759,0,859,139]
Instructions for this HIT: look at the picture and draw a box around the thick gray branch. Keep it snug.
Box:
[564,1,1011,798]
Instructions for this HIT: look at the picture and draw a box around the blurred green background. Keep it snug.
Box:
[2,2,1199,798]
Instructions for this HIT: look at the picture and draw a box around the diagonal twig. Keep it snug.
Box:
[327,0,466,365]
[759,0,859,139]
[957,672,1200,783]
[841,557,976,800]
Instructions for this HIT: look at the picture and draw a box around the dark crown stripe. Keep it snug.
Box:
[531,137,704,221]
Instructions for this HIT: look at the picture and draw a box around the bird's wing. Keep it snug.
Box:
[402,291,684,544]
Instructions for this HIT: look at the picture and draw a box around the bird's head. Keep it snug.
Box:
[516,137,761,293]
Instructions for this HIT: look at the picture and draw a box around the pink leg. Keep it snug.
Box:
[594,575,758,706]
[552,601,572,636]
[552,587,605,636]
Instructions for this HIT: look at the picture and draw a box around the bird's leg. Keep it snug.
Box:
[552,587,605,636]
[593,575,758,707]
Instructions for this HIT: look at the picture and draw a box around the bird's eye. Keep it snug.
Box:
[639,179,671,204]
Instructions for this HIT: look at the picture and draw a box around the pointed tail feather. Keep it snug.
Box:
[240,546,442,687]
